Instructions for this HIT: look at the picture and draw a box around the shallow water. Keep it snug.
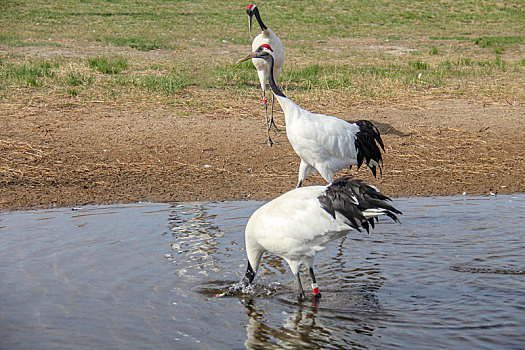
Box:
[1,195,524,349]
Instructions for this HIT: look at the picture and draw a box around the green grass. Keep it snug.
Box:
[2,49,510,99]
[1,0,524,48]
[0,34,64,47]
[67,87,78,96]
[1,1,524,52]
[409,60,429,70]
[474,35,525,54]
[67,72,89,86]
[429,35,525,54]
[0,55,191,96]
[212,49,521,100]
[0,59,57,87]
[218,61,439,91]
[88,56,128,74]
[0,0,523,102]
[97,36,171,51]
[474,36,525,48]
[108,72,192,96]
[133,72,192,95]
[212,60,256,88]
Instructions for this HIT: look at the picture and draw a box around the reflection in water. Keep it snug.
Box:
[0,196,524,349]
[166,202,251,285]
[242,293,384,350]
[243,299,326,349]
[167,203,221,277]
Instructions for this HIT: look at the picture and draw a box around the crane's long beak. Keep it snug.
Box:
[236,51,257,64]
[248,14,253,37]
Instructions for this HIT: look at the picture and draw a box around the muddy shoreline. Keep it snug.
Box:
[2,95,523,212]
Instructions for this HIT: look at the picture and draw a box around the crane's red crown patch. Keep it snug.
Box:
[260,44,273,52]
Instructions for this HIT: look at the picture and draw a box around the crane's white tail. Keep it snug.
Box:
[354,120,385,177]
[318,176,401,233]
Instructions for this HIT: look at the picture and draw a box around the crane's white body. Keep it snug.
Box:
[251,29,284,92]
[275,95,367,186]
[238,45,383,186]
[245,4,285,145]
[245,185,386,277]
[236,175,401,299]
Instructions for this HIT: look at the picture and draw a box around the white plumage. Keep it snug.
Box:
[246,4,285,146]
[238,45,385,187]
[241,176,401,300]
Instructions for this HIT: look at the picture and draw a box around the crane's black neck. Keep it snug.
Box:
[265,55,285,98]
[253,7,267,31]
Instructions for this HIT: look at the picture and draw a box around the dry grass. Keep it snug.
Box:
[1,1,524,106]
[1,1,524,210]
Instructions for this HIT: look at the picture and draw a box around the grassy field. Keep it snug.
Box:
[1,0,525,210]
[1,0,524,104]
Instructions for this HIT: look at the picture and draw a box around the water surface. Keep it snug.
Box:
[1,195,524,349]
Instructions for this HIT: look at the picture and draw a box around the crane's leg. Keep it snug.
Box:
[215,261,256,297]
[262,90,275,147]
[268,93,280,131]
[296,160,311,188]
[294,271,306,301]
[244,262,256,285]
[308,267,321,299]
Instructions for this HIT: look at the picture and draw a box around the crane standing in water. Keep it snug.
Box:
[242,176,401,300]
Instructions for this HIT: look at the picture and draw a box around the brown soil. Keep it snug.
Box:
[1,45,524,211]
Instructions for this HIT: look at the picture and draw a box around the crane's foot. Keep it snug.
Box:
[259,137,278,147]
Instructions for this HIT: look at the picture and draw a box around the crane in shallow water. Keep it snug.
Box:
[241,176,401,300]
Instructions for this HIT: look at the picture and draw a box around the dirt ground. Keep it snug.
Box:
[1,45,524,211]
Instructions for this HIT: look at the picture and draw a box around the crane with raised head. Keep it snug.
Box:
[245,4,285,146]
[237,44,385,187]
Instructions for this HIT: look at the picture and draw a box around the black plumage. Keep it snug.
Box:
[354,120,385,177]
[318,176,401,233]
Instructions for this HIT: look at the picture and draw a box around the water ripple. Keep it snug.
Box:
[0,196,524,349]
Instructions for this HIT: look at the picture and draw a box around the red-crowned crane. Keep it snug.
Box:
[246,4,285,146]
[237,45,385,187]
[242,176,401,300]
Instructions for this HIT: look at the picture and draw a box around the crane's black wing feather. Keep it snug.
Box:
[318,176,401,233]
